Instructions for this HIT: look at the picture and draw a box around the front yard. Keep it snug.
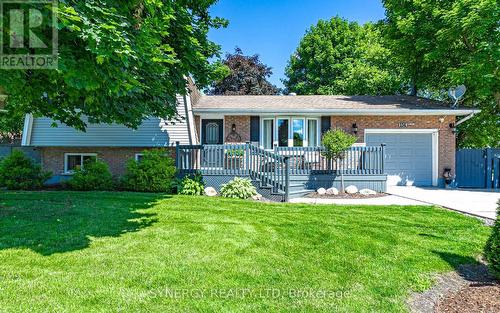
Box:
[0,192,490,312]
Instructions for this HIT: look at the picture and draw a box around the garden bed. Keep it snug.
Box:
[304,192,387,199]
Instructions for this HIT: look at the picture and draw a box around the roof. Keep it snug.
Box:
[193,95,478,116]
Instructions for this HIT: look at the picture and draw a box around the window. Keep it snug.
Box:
[292,119,305,147]
[64,153,97,173]
[277,118,289,147]
[135,154,144,162]
[262,119,274,149]
[307,119,319,147]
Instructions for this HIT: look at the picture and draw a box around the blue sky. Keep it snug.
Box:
[208,0,386,88]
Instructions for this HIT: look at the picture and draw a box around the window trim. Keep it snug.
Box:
[135,153,144,162]
[64,153,97,174]
[259,116,320,149]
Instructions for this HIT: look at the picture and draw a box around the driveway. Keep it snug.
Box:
[387,186,499,220]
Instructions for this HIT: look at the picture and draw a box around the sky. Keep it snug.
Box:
[208,0,386,89]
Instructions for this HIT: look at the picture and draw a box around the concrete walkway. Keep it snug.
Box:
[387,186,499,220]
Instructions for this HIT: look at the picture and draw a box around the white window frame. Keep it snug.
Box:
[64,153,97,174]
[260,116,320,149]
[306,118,320,147]
[135,153,144,162]
[260,117,275,150]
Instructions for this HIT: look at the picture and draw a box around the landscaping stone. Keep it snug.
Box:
[252,193,263,201]
[204,187,217,197]
[345,185,358,194]
[317,188,326,195]
[326,187,339,195]
[359,188,377,196]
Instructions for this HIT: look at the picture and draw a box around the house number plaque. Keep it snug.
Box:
[398,122,415,128]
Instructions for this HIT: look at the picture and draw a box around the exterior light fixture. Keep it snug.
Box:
[449,123,456,134]
[232,124,236,132]
[352,123,358,135]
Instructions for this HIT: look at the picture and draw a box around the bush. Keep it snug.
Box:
[122,149,176,193]
[0,150,51,190]
[220,177,257,199]
[178,173,205,196]
[321,128,357,160]
[67,159,114,191]
[484,203,500,278]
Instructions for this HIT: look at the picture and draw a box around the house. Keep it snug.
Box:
[21,84,478,198]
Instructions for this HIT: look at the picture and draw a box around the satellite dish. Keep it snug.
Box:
[448,85,466,109]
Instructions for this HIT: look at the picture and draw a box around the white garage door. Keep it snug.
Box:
[366,133,433,186]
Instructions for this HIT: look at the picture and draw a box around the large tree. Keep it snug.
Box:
[383,0,499,147]
[209,47,280,95]
[284,17,403,95]
[0,1,227,130]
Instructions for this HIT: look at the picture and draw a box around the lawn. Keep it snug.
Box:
[0,192,490,312]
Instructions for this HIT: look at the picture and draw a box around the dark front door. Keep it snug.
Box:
[202,119,224,145]
[201,119,224,168]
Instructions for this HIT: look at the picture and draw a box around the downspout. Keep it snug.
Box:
[21,113,33,146]
[183,93,197,145]
[455,111,478,126]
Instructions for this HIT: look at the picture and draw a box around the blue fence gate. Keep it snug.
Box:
[456,148,500,189]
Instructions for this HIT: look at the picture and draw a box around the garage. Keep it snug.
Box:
[365,130,436,186]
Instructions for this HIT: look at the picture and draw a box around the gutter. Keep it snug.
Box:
[192,108,480,116]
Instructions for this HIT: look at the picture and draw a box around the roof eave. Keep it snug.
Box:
[192,108,480,116]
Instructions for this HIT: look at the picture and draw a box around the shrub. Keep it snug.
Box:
[321,128,357,160]
[484,203,500,278]
[220,177,257,199]
[178,173,204,196]
[122,149,176,193]
[67,159,114,191]
[0,150,51,190]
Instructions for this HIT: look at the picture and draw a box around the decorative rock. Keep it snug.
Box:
[359,188,377,196]
[204,187,217,197]
[317,188,327,195]
[345,185,359,194]
[326,187,339,195]
[252,193,263,201]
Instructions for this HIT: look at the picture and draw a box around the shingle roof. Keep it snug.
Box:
[192,95,477,116]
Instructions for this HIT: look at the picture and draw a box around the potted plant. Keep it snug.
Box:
[224,148,245,169]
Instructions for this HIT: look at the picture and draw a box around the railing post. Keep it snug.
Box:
[175,141,180,169]
[380,144,386,175]
[245,141,251,176]
[284,156,290,202]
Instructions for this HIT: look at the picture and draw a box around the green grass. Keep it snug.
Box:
[0,192,490,312]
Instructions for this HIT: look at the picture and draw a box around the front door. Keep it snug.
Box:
[202,119,223,145]
[201,119,224,168]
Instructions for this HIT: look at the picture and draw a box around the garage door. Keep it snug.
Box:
[366,133,433,186]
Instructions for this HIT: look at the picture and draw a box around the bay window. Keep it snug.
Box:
[261,117,320,149]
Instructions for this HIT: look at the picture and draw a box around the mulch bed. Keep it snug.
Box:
[435,283,500,313]
[408,263,499,313]
[304,192,387,199]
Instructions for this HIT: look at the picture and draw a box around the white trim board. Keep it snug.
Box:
[364,129,439,187]
[21,114,33,146]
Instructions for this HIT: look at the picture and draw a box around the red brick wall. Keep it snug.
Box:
[330,115,456,175]
[224,116,250,143]
[41,147,175,177]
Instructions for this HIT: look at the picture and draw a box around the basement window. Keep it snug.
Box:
[64,153,97,173]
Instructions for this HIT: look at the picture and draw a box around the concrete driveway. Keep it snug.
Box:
[387,186,499,220]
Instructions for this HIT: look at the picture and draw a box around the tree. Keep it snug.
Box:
[0,1,227,131]
[383,0,499,147]
[284,17,403,95]
[321,129,357,191]
[0,95,24,144]
[209,47,280,95]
